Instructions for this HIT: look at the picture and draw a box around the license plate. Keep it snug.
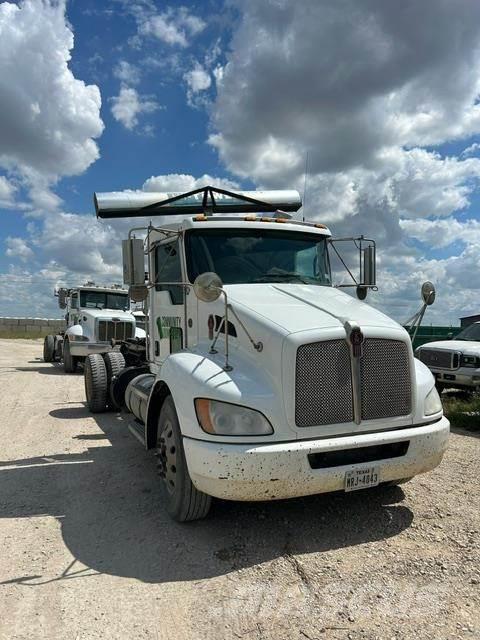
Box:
[344,466,379,492]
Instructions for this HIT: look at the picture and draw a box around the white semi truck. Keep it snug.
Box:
[84,186,449,522]
[43,283,145,373]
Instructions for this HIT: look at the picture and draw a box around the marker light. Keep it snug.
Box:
[424,386,443,416]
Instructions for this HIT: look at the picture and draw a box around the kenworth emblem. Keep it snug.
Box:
[349,326,365,358]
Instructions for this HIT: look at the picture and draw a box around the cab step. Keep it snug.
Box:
[128,420,146,446]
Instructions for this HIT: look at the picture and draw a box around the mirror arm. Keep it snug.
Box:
[208,291,232,371]
[228,304,263,352]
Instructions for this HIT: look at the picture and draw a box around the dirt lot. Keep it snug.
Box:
[0,339,479,640]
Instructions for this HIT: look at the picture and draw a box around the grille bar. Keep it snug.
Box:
[417,349,459,370]
[295,338,412,427]
[98,320,134,342]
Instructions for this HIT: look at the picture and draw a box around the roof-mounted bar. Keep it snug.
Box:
[94,185,302,219]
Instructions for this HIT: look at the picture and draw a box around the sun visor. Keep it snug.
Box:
[94,187,302,219]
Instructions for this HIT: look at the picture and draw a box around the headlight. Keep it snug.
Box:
[195,399,273,436]
[424,386,442,416]
[460,354,480,367]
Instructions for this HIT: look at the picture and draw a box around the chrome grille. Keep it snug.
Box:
[295,338,412,427]
[360,339,412,420]
[295,340,353,427]
[98,320,134,342]
[417,349,458,370]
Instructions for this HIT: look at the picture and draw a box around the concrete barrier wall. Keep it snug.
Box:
[0,317,66,338]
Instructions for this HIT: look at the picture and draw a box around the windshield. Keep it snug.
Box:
[79,291,129,311]
[185,229,331,285]
[455,323,480,341]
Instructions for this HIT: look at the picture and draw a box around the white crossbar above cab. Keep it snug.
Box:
[94,185,302,219]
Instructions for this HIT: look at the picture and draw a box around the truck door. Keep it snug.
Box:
[151,238,185,362]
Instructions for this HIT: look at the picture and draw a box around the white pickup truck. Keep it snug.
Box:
[84,186,449,522]
[416,322,480,392]
[43,284,145,373]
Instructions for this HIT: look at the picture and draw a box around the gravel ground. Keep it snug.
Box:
[0,339,479,640]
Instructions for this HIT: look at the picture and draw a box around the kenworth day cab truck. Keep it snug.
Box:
[84,186,449,522]
[43,283,145,373]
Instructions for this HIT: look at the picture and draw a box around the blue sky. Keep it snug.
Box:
[1,0,480,323]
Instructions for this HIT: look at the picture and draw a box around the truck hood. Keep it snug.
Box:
[82,308,134,320]
[226,283,402,334]
[418,340,480,356]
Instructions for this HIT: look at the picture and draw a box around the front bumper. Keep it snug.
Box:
[183,417,450,501]
[431,367,480,389]
[69,341,118,357]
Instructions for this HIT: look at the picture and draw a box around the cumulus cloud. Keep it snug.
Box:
[5,236,34,262]
[110,86,160,130]
[207,0,480,323]
[137,6,205,47]
[212,0,480,181]
[183,65,212,107]
[0,0,103,183]
[113,60,141,86]
[184,66,211,94]
[400,217,480,249]
[0,176,16,207]
[142,173,238,193]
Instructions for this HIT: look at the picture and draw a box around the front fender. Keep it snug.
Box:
[412,356,443,422]
[149,350,293,444]
[65,324,83,339]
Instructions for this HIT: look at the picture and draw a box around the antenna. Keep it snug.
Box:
[302,152,309,222]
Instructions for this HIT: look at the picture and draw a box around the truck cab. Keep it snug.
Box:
[84,186,450,521]
[43,283,145,372]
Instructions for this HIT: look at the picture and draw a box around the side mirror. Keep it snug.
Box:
[362,245,376,287]
[421,281,435,306]
[122,238,145,285]
[193,272,223,302]
[129,284,148,302]
[57,288,67,309]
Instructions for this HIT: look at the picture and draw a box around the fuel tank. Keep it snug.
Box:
[125,373,155,424]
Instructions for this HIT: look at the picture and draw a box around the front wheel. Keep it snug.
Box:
[43,335,54,362]
[157,396,212,522]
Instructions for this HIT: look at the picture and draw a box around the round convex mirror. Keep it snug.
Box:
[129,284,148,302]
[421,281,436,306]
[193,272,223,302]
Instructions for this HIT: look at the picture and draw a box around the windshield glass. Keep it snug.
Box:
[455,323,480,341]
[185,229,331,285]
[79,291,129,311]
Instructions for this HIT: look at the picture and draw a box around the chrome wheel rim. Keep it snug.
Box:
[157,421,177,495]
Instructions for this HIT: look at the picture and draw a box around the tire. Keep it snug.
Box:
[63,339,77,373]
[157,396,212,522]
[84,354,108,413]
[53,336,63,362]
[43,335,54,362]
[111,365,151,411]
[104,351,126,409]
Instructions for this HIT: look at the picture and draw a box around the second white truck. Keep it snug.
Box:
[43,283,145,372]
